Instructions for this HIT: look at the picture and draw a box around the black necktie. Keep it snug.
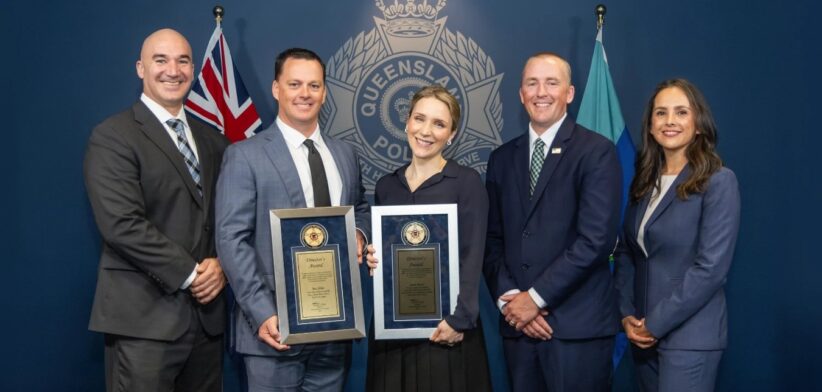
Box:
[303,139,331,207]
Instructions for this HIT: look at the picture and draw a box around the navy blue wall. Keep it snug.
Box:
[4,0,820,390]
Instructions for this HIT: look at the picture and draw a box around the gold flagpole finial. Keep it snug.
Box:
[595,4,606,30]
[213,5,224,24]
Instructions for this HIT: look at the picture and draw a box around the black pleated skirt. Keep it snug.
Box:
[366,321,492,392]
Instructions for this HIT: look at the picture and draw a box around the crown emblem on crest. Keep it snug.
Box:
[392,90,415,126]
[375,0,446,37]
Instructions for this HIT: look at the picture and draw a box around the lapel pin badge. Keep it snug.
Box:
[551,147,562,154]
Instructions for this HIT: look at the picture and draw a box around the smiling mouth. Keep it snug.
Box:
[415,137,434,147]
[161,80,185,87]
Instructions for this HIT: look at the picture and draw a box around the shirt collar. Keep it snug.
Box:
[140,93,188,128]
[276,117,323,150]
[528,112,567,147]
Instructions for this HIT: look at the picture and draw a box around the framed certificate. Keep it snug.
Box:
[269,206,365,344]
[371,204,459,339]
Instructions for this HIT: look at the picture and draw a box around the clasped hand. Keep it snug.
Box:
[500,292,553,340]
[622,316,656,349]
[190,258,226,304]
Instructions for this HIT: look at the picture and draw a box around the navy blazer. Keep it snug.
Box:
[614,166,740,350]
[484,116,622,339]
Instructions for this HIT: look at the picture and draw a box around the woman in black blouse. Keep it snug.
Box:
[365,85,491,392]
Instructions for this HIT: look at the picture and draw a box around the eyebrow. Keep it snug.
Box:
[151,54,192,61]
[524,76,561,82]
[654,105,691,110]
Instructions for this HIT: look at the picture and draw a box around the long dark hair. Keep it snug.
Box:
[630,79,722,201]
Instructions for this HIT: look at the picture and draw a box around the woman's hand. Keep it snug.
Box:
[622,315,657,349]
[430,320,464,347]
[365,244,379,276]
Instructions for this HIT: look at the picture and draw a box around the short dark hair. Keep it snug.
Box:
[274,48,326,81]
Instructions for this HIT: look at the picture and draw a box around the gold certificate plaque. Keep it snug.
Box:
[295,249,341,320]
[395,248,439,316]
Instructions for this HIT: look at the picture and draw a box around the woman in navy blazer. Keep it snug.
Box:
[614,79,741,392]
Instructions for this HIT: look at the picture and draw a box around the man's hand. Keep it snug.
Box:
[430,320,464,346]
[190,258,226,304]
[356,231,366,264]
[500,291,541,330]
[622,316,656,349]
[521,310,553,340]
[258,315,290,351]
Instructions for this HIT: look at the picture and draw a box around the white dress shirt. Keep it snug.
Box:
[277,117,343,207]
[638,174,677,256]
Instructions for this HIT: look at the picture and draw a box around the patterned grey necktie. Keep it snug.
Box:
[166,119,203,197]
[530,138,545,197]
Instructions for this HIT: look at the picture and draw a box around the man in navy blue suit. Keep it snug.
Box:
[484,52,622,391]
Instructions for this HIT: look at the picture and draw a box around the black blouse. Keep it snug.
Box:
[375,160,489,331]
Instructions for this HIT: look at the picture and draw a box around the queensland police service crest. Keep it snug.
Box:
[321,0,504,193]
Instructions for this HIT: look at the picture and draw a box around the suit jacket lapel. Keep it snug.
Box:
[262,125,307,207]
[190,122,216,206]
[512,134,530,218]
[632,195,651,240]
[133,102,204,209]
[526,117,573,221]
[643,165,692,232]
[325,137,349,204]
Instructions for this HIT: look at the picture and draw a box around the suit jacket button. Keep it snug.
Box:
[521,264,529,270]
[204,225,211,232]
[522,231,529,238]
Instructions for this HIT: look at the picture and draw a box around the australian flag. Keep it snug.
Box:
[186,23,262,143]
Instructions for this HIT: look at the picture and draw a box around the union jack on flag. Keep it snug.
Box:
[186,23,262,143]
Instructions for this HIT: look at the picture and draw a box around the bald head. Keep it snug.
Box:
[522,52,572,84]
[136,29,194,115]
[140,29,192,60]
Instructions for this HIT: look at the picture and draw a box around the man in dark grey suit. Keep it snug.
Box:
[84,28,229,392]
[216,48,370,391]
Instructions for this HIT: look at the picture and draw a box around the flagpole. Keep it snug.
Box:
[213,5,224,24]
[595,4,606,30]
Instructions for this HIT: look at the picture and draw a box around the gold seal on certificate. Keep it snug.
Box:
[295,249,341,320]
[402,221,429,245]
[301,223,327,248]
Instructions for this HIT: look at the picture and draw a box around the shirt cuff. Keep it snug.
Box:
[497,289,521,311]
[528,288,547,309]
[179,266,197,290]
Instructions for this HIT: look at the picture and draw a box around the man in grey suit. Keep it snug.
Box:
[84,29,229,391]
[216,48,370,391]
